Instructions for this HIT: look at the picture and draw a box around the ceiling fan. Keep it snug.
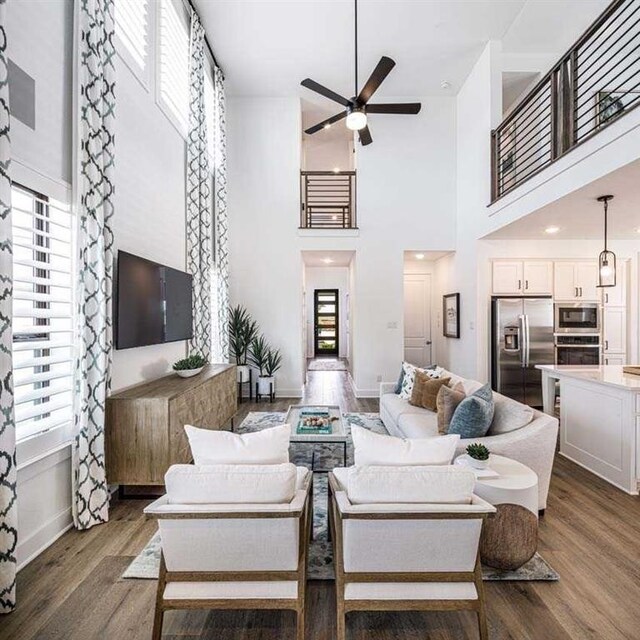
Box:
[301,0,421,146]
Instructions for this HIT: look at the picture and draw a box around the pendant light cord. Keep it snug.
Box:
[603,198,608,252]
[354,0,358,96]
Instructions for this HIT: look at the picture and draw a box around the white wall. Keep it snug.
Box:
[304,266,350,359]
[8,0,189,568]
[302,135,354,172]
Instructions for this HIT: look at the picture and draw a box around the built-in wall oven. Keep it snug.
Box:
[555,335,601,366]
[554,302,600,334]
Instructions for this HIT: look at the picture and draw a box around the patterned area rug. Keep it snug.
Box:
[123,412,559,582]
[307,358,348,371]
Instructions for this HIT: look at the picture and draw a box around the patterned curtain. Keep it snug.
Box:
[186,12,212,361]
[0,0,16,613]
[212,65,228,363]
[73,0,115,530]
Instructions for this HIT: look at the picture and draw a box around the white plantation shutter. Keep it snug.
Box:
[159,0,190,134]
[11,185,74,441]
[114,0,149,76]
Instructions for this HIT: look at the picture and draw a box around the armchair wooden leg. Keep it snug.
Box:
[153,553,167,640]
[336,607,346,640]
[477,609,489,640]
[296,607,305,640]
[151,606,164,640]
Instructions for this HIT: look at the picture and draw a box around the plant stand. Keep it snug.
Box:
[237,368,253,404]
[255,380,275,403]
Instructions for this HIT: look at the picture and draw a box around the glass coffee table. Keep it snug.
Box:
[286,404,348,472]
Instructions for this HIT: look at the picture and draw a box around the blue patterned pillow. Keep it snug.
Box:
[394,367,405,394]
[448,383,495,439]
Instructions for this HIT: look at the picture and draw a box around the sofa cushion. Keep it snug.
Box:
[489,392,534,434]
[410,373,451,411]
[399,362,443,399]
[185,423,290,465]
[351,425,460,466]
[381,393,429,423]
[345,465,475,505]
[165,463,298,504]
[397,411,440,438]
[436,385,466,434]
[448,384,495,439]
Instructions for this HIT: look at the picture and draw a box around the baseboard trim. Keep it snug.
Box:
[17,507,73,571]
[347,373,380,399]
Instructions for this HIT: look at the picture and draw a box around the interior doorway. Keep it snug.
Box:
[404,273,432,366]
[314,289,339,356]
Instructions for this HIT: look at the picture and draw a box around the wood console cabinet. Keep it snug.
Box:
[106,364,236,486]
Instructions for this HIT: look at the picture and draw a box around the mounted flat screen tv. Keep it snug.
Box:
[115,251,193,349]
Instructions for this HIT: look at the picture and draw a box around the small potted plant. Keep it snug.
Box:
[249,334,270,390]
[466,443,490,470]
[229,305,258,383]
[262,347,282,396]
[173,353,207,378]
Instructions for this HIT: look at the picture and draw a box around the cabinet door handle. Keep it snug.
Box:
[605,358,609,365]
[579,287,583,297]
[575,287,578,297]
[525,280,529,290]
[605,293,609,303]
[518,279,521,291]
[605,340,609,350]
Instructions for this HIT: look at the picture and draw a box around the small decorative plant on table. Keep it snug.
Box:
[466,443,490,470]
[229,305,259,383]
[173,354,207,378]
[250,335,282,399]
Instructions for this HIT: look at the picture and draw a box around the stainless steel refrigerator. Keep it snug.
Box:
[491,297,554,407]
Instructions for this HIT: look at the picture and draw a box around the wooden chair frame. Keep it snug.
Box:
[328,473,491,640]
[148,475,313,640]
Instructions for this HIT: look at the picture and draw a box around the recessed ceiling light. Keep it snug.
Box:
[637,227,640,233]
[324,123,331,129]
[323,257,334,264]
[331,215,338,221]
[545,226,560,234]
[415,253,425,260]
[333,167,340,173]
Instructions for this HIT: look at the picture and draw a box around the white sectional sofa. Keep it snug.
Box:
[379,376,559,511]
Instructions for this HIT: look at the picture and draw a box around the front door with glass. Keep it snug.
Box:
[314,289,339,357]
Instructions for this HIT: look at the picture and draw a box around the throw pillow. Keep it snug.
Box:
[399,362,443,399]
[351,425,460,466]
[418,375,451,411]
[436,385,466,434]
[394,366,405,394]
[184,423,291,465]
[448,383,495,439]
[489,393,534,434]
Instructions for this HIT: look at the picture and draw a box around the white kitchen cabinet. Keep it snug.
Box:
[603,307,626,354]
[604,355,626,365]
[492,261,523,294]
[553,261,598,301]
[523,261,553,294]
[602,260,627,306]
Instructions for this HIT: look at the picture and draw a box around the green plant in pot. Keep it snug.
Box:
[173,353,207,378]
[250,335,280,396]
[466,443,490,470]
[262,347,282,396]
[229,305,258,383]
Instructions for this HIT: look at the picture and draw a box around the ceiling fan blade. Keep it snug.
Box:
[367,103,422,115]
[301,79,351,107]
[357,56,396,104]
[358,125,372,146]
[304,111,348,135]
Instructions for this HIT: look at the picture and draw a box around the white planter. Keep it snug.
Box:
[468,456,489,470]
[175,366,204,379]
[257,376,274,395]
[236,365,250,383]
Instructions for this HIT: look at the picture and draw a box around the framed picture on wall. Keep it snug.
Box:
[443,293,460,339]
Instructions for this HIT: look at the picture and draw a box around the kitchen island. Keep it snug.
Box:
[537,365,640,495]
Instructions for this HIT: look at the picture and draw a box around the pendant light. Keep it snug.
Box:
[596,194,616,288]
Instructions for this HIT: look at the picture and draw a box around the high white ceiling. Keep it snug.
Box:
[195,0,609,97]
[485,158,640,240]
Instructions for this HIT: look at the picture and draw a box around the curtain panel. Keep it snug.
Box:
[73,0,116,530]
[0,0,16,613]
[186,11,212,361]
[213,65,228,363]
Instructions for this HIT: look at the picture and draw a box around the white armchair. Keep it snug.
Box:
[144,463,312,640]
[328,466,496,640]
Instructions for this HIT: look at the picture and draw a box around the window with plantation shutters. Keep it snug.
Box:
[158,0,190,135]
[114,0,149,83]
[11,184,74,441]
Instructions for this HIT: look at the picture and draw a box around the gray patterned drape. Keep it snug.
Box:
[73,0,115,530]
[186,11,212,360]
[0,0,16,613]
[213,65,228,363]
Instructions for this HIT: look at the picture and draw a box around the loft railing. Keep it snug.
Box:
[491,0,640,202]
[300,171,357,229]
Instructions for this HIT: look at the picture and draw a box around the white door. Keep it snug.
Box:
[523,261,553,294]
[404,273,432,367]
[492,261,523,295]
[554,262,578,300]
[575,262,598,301]
[603,307,626,353]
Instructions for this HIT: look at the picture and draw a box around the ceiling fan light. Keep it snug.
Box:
[346,109,367,131]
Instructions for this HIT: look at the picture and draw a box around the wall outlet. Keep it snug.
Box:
[376,374,383,382]
[387,321,398,329]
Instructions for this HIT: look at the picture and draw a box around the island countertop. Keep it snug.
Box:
[536,364,640,392]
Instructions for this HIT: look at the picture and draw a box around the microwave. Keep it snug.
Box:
[554,302,600,334]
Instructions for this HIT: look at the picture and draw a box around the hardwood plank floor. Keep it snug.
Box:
[4,371,640,639]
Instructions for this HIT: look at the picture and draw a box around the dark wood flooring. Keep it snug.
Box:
[4,370,640,639]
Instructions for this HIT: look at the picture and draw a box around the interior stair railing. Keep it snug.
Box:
[491,0,640,202]
[300,171,357,229]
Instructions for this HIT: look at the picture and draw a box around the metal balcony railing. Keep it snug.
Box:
[491,0,640,201]
[300,171,357,229]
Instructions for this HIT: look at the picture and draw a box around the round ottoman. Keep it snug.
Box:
[459,454,539,571]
